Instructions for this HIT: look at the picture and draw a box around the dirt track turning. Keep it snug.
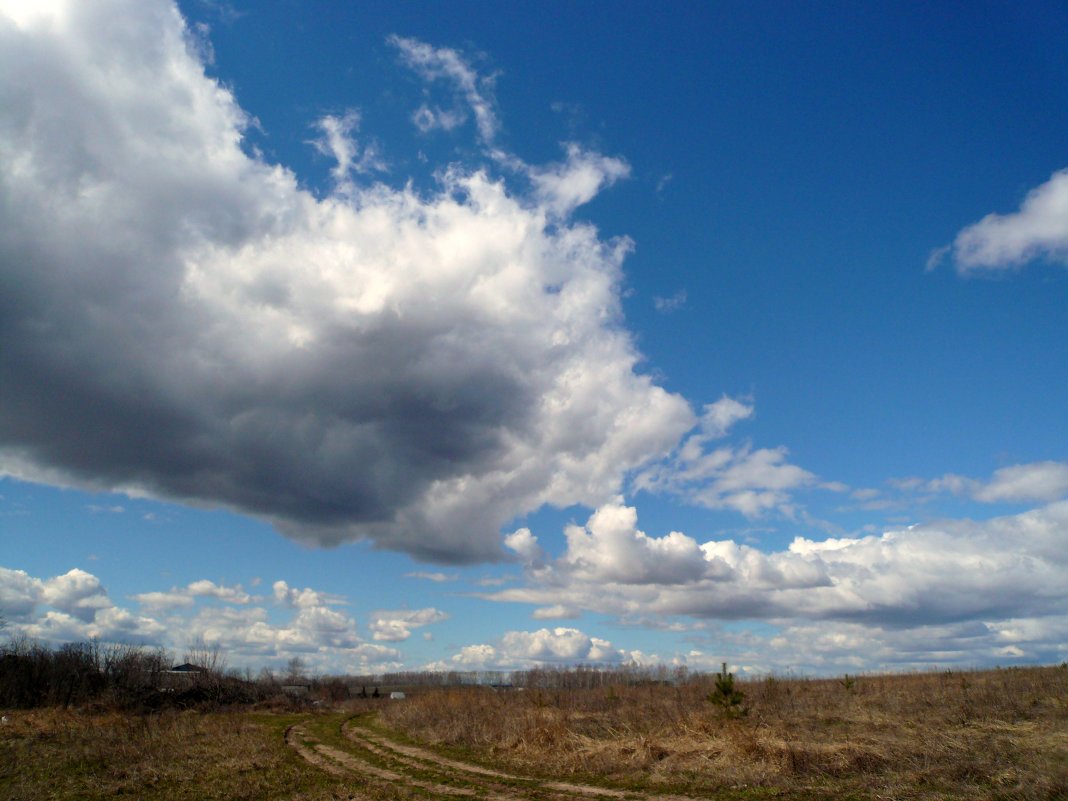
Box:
[285,715,696,801]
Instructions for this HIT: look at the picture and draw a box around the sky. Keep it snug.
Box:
[2,0,1068,677]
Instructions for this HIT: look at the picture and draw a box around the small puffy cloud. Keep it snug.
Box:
[652,289,686,314]
[528,144,631,217]
[501,627,620,663]
[445,627,621,669]
[186,579,251,604]
[504,527,543,564]
[451,643,498,668]
[950,168,1068,273]
[42,569,112,622]
[369,607,449,641]
[699,396,754,439]
[309,110,385,186]
[563,502,707,585]
[273,580,332,609]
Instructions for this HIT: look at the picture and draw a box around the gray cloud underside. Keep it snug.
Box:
[0,1,692,562]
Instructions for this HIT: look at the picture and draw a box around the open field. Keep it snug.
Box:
[375,665,1068,800]
[2,666,1067,800]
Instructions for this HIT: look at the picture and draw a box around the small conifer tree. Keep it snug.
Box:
[708,662,745,716]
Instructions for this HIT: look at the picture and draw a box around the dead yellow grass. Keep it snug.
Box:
[0,707,352,801]
[378,665,1068,799]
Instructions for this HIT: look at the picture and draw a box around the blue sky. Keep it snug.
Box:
[2,0,1068,676]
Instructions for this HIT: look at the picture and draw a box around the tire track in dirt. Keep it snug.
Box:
[341,718,694,801]
[286,722,517,800]
[288,717,703,801]
[284,724,347,777]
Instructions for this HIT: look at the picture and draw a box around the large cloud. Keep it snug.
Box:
[0,1,693,562]
[494,497,1068,629]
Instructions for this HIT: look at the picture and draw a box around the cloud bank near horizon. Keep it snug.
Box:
[0,0,693,562]
[495,494,1068,629]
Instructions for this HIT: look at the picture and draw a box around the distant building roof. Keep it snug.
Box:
[168,663,205,673]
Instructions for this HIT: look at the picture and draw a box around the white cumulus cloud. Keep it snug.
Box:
[369,608,449,642]
[950,167,1068,273]
[925,461,1068,504]
[483,499,1068,635]
[0,1,693,564]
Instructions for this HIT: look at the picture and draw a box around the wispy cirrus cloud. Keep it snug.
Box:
[404,571,458,583]
[389,35,500,145]
[634,397,823,518]
[308,109,387,189]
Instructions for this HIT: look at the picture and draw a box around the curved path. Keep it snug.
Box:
[285,715,701,801]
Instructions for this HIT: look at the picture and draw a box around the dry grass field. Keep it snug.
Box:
[378,665,1068,800]
[0,707,348,801]
[2,666,1067,800]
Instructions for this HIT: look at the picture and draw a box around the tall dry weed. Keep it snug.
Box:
[379,665,1068,799]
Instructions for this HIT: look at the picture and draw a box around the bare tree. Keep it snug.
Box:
[184,636,227,683]
[285,656,306,683]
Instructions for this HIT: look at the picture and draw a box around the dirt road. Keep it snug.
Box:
[286,715,699,801]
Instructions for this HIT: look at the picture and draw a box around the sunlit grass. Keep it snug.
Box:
[377,665,1068,800]
[0,708,350,801]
